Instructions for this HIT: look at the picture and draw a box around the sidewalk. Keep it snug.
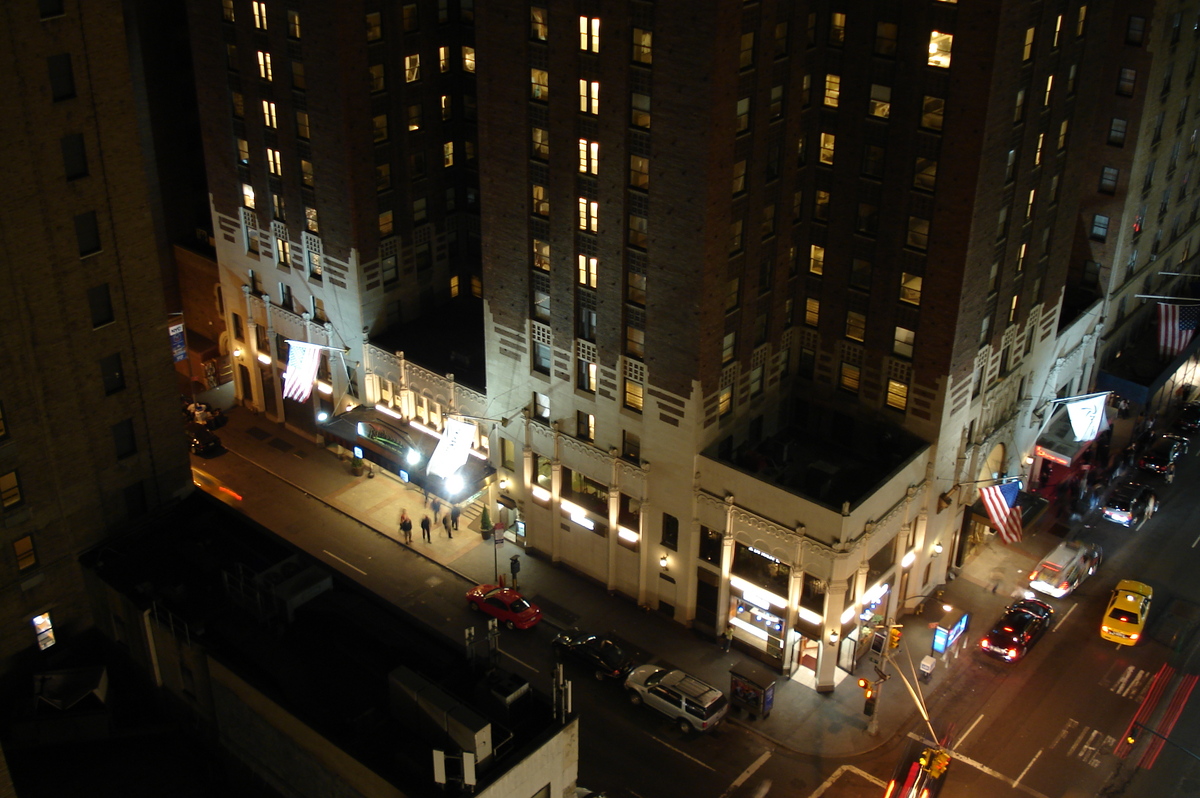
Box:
[207,406,1069,758]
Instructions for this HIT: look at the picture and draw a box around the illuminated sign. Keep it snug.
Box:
[428,419,476,478]
[932,610,969,654]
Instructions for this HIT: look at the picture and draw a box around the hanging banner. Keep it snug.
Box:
[168,322,187,363]
[427,418,476,479]
[1065,393,1108,442]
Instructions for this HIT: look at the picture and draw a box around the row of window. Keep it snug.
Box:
[225,1,474,36]
[529,8,653,65]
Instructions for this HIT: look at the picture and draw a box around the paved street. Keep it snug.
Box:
[193,406,1200,798]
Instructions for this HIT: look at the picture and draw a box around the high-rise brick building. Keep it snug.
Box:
[187,0,483,434]
[0,0,191,673]
[473,0,1160,688]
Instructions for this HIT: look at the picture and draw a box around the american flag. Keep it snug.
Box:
[980,481,1023,545]
[1158,303,1200,359]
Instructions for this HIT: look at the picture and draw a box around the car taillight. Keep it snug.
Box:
[920,790,930,798]
[1059,581,1070,591]
[883,781,896,798]
[979,639,987,649]
[1007,648,1018,659]
[1130,633,1139,640]
[1028,572,1036,581]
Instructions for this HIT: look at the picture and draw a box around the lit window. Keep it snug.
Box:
[532,184,549,217]
[530,7,547,40]
[305,205,318,232]
[633,28,652,63]
[257,51,273,80]
[824,74,840,107]
[735,97,750,132]
[441,95,451,120]
[301,159,314,188]
[287,9,300,38]
[580,80,599,113]
[296,111,310,138]
[1058,120,1069,149]
[630,155,649,189]
[1077,5,1087,36]
[626,326,644,358]
[840,362,860,392]
[577,411,595,441]
[1035,132,1044,165]
[627,271,647,304]
[579,16,600,52]
[309,251,322,278]
[406,55,421,82]
[222,0,234,22]
[894,327,915,358]
[1023,27,1035,61]
[722,331,736,364]
[1025,191,1035,220]
[533,239,550,271]
[578,139,599,174]
[242,183,255,208]
[439,46,449,72]
[732,160,746,194]
[272,192,285,220]
[1008,294,1019,324]
[900,273,922,305]
[1044,74,1054,106]
[366,12,382,41]
[819,132,835,164]
[809,244,825,275]
[628,215,648,248]
[578,360,597,392]
[0,471,21,508]
[262,100,277,127]
[869,84,891,117]
[718,386,732,416]
[578,255,597,287]
[830,13,846,45]
[578,198,598,231]
[846,311,866,341]
[631,92,649,127]
[276,237,290,265]
[33,613,55,650]
[528,69,548,100]
[443,141,454,167]
[236,137,249,164]
[252,1,267,29]
[13,536,35,571]
[462,46,475,72]
[805,297,819,326]
[921,96,945,130]
[914,157,936,191]
[532,127,549,159]
[1053,14,1063,47]
[624,379,644,411]
[928,31,952,67]
[886,379,909,410]
[907,216,930,250]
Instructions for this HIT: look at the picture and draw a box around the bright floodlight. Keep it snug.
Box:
[405,448,421,466]
[446,473,465,496]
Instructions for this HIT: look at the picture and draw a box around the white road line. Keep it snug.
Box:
[652,736,715,771]
[720,750,772,798]
[1112,665,1134,695]
[1192,528,1200,548]
[807,765,884,797]
[499,650,539,674]
[1055,603,1077,629]
[323,550,366,575]
[957,714,985,747]
[1014,749,1042,788]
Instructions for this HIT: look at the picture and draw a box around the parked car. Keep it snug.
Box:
[1176,402,1200,434]
[465,584,542,629]
[624,665,729,733]
[881,739,950,798]
[552,630,635,680]
[1027,540,1103,598]
[979,599,1054,662]
[1101,580,1153,645]
[1102,483,1157,527]
[1137,434,1189,474]
[186,422,222,456]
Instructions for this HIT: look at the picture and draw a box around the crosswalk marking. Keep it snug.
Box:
[1051,719,1116,767]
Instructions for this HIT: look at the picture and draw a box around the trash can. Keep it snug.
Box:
[729,660,776,720]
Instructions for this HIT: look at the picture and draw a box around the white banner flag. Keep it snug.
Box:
[1065,394,1107,442]
[427,419,476,479]
[282,342,322,403]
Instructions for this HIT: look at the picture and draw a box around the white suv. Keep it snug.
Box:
[624,665,728,733]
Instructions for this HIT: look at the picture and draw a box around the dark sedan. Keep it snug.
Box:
[1102,483,1157,527]
[186,422,222,456]
[552,630,635,680]
[1176,402,1200,434]
[979,599,1053,662]
[1137,434,1188,474]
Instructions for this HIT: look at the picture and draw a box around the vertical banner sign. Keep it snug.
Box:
[428,419,476,479]
[168,322,187,363]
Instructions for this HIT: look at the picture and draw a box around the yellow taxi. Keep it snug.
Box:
[1100,580,1152,645]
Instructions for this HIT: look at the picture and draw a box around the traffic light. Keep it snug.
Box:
[888,626,903,650]
[864,695,877,716]
[928,751,951,779]
[857,677,875,698]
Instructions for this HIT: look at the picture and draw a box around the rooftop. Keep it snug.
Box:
[82,493,559,796]
[702,399,928,511]
[373,295,487,394]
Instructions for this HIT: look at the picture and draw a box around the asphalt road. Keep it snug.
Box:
[193,433,1200,798]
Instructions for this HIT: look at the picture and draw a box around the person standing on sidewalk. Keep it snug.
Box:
[431,498,441,524]
[721,626,733,651]
[450,504,461,531]
[399,510,413,545]
[420,514,432,543]
[442,513,453,539]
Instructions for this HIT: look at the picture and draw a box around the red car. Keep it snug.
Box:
[466,584,542,629]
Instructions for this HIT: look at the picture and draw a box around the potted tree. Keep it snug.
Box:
[350,456,365,476]
[480,507,492,540]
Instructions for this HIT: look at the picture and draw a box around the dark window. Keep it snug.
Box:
[74,211,100,256]
[99,352,125,395]
[661,512,679,551]
[60,134,88,179]
[87,284,114,327]
[38,0,64,19]
[232,312,245,342]
[111,419,136,459]
[699,525,721,564]
[47,54,75,101]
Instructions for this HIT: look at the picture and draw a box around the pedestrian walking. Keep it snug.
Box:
[450,504,461,531]
[431,498,441,523]
[721,626,733,652]
[420,514,432,542]
[1166,462,1176,484]
[399,510,413,545]
[442,513,453,539]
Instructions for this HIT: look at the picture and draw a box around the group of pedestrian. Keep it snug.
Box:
[398,497,462,545]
